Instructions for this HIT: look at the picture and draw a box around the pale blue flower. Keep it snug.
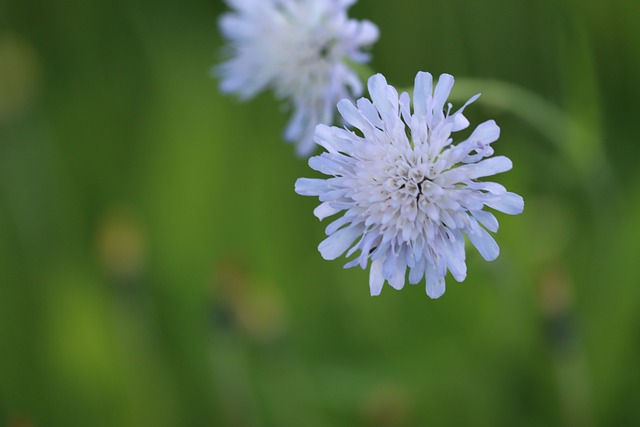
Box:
[295,72,524,298]
[215,0,378,157]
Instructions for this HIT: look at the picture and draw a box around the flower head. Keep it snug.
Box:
[216,0,378,157]
[295,72,524,298]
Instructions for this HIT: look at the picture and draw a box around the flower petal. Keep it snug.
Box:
[425,263,446,299]
[471,210,499,233]
[367,73,399,128]
[319,225,363,260]
[369,258,385,296]
[413,71,433,118]
[433,74,455,117]
[449,93,481,132]
[295,178,331,196]
[470,119,500,144]
[467,219,500,261]
[437,156,513,184]
[314,202,342,220]
[337,99,371,132]
[486,192,524,215]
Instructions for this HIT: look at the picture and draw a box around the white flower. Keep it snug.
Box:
[216,0,378,157]
[295,72,524,298]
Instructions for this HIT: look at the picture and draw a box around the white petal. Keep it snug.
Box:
[337,99,370,131]
[356,98,383,128]
[470,120,500,144]
[343,257,360,268]
[438,156,513,184]
[369,258,385,296]
[314,202,341,220]
[471,210,499,233]
[367,74,388,106]
[469,155,512,176]
[409,256,426,284]
[308,153,349,176]
[450,113,470,133]
[399,91,412,124]
[486,192,524,215]
[467,219,500,261]
[413,71,433,118]
[367,73,398,127]
[433,74,455,117]
[319,225,362,260]
[318,187,349,202]
[442,239,467,282]
[354,232,380,267]
[325,215,352,235]
[449,93,481,132]
[465,181,507,194]
[314,124,339,154]
[382,252,397,281]
[425,263,446,299]
[389,265,406,290]
[295,178,331,196]
[426,282,446,298]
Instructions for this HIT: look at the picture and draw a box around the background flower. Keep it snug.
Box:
[216,0,378,156]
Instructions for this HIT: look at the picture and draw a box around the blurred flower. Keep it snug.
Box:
[295,72,524,298]
[0,34,40,125]
[7,413,34,427]
[215,0,378,157]
[96,207,146,284]
[213,258,288,342]
[360,383,414,427]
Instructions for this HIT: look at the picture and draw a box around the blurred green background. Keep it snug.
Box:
[1,0,640,426]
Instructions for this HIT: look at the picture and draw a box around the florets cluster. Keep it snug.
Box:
[295,72,524,297]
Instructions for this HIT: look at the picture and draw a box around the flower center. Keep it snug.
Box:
[393,165,429,201]
[354,148,448,239]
